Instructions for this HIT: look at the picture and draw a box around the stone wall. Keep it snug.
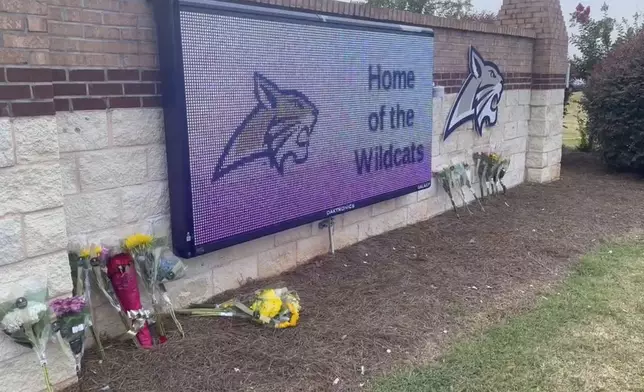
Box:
[0,0,568,390]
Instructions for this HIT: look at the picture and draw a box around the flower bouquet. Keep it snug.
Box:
[125,234,185,341]
[0,280,54,392]
[50,296,90,373]
[178,287,301,329]
[88,245,153,349]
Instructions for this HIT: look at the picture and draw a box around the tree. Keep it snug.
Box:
[366,0,485,19]
[569,3,644,81]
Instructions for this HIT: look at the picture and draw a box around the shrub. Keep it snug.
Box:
[583,31,644,173]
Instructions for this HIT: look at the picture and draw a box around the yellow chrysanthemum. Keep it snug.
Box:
[277,303,299,329]
[90,245,102,258]
[79,248,90,259]
[250,289,282,323]
[124,233,154,250]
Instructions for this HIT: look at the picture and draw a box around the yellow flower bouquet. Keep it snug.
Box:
[177,287,301,329]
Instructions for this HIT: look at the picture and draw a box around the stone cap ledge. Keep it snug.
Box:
[246,0,537,39]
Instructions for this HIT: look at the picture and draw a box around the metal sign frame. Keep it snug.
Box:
[153,0,434,258]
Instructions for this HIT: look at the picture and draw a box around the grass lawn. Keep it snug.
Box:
[564,92,585,148]
[374,240,644,392]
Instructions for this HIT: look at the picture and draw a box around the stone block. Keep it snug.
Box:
[549,163,561,181]
[212,234,275,266]
[296,233,329,265]
[146,144,167,181]
[111,108,164,146]
[78,147,147,191]
[548,147,562,166]
[165,270,214,308]
[517,120,529,137]
[341,206,371,226]
[527,133,563,153]
[503,121,519,140]
[57,111,108,152]
[0,332,30,362]
[274,224,312,246]
[212,255,258,293]
[525,151,548,168]
[46,250,73,296]
[0,163,63,216]
[258,242,296,279]
[0,118,14,167]
[0,343,76,392]
[505,90,520,106]
[23,208,67,257]
[0,215,23,266]
[371,198,396,216]
[359,208,407,240]
[59,153,79,195]
[13,116,59,164]
[518,89,532,105]
[526,167,550,183]
[64,189,121,234]
[395,192,418,208]
[121,181,169,224]
[407,199,431,224]
[528,119,548,137]
[501,136,527,155]
[427,193,451,217]
[334,223,360,250]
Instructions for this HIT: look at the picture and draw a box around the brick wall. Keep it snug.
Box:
[0,0,569,390]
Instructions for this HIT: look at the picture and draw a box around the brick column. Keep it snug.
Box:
[499,0,568,182]
[0,1,76,390]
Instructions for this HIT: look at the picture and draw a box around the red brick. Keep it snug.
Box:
[85,26,121,39]
[88,83,123,95]
[49,21,84,37]
[124,82,155,95]
[109,96,141,108]
[141,70,160,81]
[155,83,162,95]
[32,85,54,99]
[137,15,156,28]
[13,101,55,117]
[84,0,120,11]
[3,35,49,49]
[0,50,30,65]
[6,68,51,82]
[54,98,70,111]
[138,42,158,55]
[52,69,67,81]
[0,103,10,117]
[0,14,26,30]
[120,28,156,41]
[53,83,87,96]
[103,12,137,26]
[27,16,47,32]
[120,0,151,14]
[0,0,48,15]
[50,53,122,67]
[0,85,31,100]
[72,98,107,110]
[0,68,5,83]
[69,69,105,81]
[141,96,161,107]
[48,0,83,6]
[107,69,139,81]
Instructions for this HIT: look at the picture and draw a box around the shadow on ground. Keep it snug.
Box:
[66,152,644,392]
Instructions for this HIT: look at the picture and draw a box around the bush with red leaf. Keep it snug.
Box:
[583,31,644,173]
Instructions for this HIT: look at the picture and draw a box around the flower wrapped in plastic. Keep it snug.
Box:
[0,280,54,392]
[50,296,91,373]
[178,287,301,329]
[125,234,185,341]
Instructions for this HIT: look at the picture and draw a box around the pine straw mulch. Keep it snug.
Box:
[66,151,644,392]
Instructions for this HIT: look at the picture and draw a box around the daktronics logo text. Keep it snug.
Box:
[326,203,355,216]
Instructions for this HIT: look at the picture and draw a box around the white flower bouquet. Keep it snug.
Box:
[0,280,54,392]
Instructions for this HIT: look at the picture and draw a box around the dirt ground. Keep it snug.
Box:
[66,152,644,392]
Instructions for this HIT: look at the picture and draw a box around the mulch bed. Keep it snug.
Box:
[66,152,644,392]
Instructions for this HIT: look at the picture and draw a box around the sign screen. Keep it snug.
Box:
[156,0,434,257]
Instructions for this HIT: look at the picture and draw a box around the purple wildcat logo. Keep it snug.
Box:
[444,47,504,141]
[212,73,319,183]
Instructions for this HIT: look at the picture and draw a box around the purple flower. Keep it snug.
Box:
[50,296,87,317]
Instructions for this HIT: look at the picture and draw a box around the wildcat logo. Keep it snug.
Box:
[212,73,319,183]
[443,47,504,141]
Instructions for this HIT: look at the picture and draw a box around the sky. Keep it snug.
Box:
[471,0,643,55]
